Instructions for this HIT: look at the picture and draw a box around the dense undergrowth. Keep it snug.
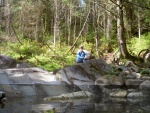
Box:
[0,33,150,72]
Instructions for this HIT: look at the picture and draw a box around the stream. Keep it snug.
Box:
[0,96,150,113]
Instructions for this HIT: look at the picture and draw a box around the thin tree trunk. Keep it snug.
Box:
[138,8,141,38]
[5,0,11,35]
[117,0,130,58]
[67,6,72,45]
[0,0,4,30]
[20,9,24,38]
[35,16,40,42]
[54,0,59,48]
[103,5,107,38]
[106,12,112,39]
[73,15,77,41]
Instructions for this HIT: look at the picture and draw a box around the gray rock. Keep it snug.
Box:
[140,80,150,92]
[95,77,109,85]
[127,89,139,93]
[142,106,150,112]
[0,54,17,69]
[141,76,150,80]
[126,74,136,79]
[16,63,31,68]
[125,79,144,89]
[102,87,112,96]
[131,72,142,79]
[44,91,93,101]
[109,75,125,86]
[127,92,146,98]
[60,59,111,93]
[125,61,139,72]
[0,68,75,97]
[110,89,127,98]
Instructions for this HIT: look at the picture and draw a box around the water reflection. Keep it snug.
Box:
[0,96,150,113]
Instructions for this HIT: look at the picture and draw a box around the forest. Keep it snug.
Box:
[0,0,150,71]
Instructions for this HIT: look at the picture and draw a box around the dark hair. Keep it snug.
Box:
[79,46,83,49]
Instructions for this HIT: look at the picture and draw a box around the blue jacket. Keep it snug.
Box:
[76,50,86,63]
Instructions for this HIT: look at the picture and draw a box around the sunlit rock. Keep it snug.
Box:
[131,72,142,79]
[110,89,127,98]
[59,59,111,94]
[127,92,146,98]
[44,91,93,101]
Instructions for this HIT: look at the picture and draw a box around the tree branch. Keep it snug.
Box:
[66,8,91,54]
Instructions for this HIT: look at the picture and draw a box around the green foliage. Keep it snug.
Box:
[127,33,150,56]
[1,38,77,71]
[140,68,150,76]
[43,109,54,113]
[100,37,117,53]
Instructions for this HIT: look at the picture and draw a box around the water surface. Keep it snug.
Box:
[0,96,150,113]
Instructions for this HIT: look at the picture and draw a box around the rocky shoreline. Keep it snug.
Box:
[0,54,150,101]
[95,61,150,99]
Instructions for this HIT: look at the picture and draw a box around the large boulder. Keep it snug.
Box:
[139,80,150,92]
[59,59,111,94]
[95,75,125,89]
[0,54,17,69]
[0,68,75,97]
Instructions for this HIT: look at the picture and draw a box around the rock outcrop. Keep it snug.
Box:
[58,59,111,94]
[95,61,150,99]
[0,54,150,100]
[0,57,111,98]
[0,54,17,69]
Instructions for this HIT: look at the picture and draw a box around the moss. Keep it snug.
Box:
[43,109,55,113]
[140,68,150,76]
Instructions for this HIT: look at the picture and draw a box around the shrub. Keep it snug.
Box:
[128,33,150,56]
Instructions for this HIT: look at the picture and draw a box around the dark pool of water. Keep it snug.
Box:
[0,96,150,113]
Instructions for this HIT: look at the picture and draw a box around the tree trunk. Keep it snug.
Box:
[0,0,4,31]
[5,0,11,35]
[106,12,112,39]
[138,8,141,38]
[67,4,72,46]
[35,16,40,42]
[73,15,77,41]
[54,0,59,48]
[117,0,130,58]
[19,8,24,38]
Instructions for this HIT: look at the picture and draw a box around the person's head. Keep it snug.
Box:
[79,46,84,52]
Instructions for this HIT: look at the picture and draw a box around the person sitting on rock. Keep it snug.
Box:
[76,46,88,63]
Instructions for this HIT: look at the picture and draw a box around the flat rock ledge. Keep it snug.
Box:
[44,91,93,101]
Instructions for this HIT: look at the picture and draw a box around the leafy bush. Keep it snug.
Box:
[1,39,78,71]
[128,33,150,56]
